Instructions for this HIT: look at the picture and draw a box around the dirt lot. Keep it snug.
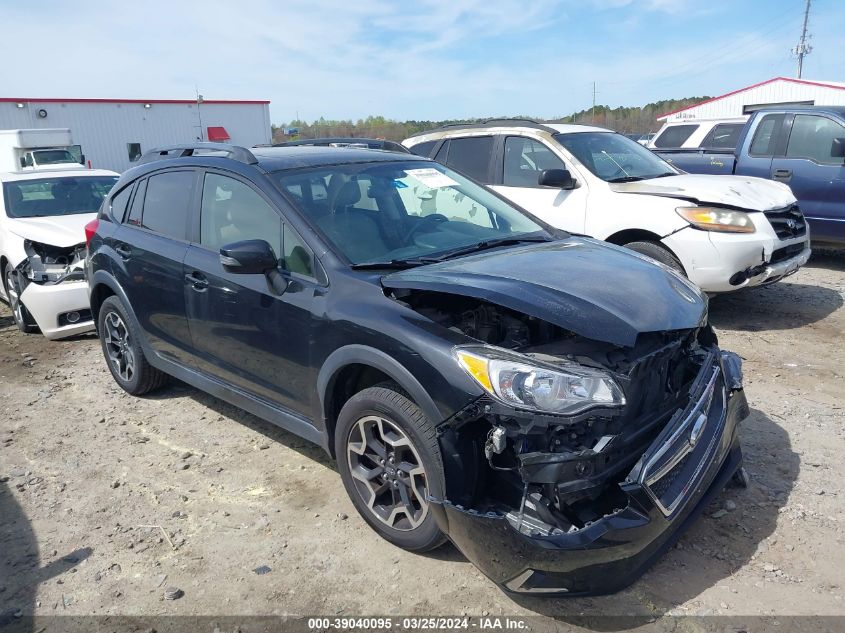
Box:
[1,251,844,628]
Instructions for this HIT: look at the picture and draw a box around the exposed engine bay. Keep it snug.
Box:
[17,240,86,286]
[391,289,732,537]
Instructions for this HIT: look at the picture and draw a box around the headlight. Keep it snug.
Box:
[676,206,756,233]
[455,347,625,415]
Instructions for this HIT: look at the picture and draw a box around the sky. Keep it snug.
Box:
[1,0,843,124]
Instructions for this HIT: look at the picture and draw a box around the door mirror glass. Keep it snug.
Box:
[219,239,278,274]
[538,168,576,189]
[831,137,845,158]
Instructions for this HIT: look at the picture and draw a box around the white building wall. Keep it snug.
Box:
[661,79,845,122]
[0,100,272,172]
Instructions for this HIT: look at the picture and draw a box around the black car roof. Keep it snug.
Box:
[252,146,423,171]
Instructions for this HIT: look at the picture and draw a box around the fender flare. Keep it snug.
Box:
[89,270,153,354]
[317,344,443,435]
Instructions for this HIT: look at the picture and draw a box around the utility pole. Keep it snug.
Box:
[591,82,597,124]
[794,0,812,79]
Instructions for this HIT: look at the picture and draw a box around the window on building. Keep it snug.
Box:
[141,171,195,240]
[127,143,143,162]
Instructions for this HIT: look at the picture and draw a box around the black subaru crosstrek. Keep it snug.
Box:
[86,143,749,596]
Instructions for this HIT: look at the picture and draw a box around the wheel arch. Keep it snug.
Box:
[604,228,664,247]
[317,345,443,459]
[89,270,138,335]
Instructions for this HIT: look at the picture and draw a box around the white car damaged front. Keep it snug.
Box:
[0,170,119,339]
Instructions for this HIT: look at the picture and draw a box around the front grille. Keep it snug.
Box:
[639,362,727,516]
[764,204,806,240]
[770,242,806,265]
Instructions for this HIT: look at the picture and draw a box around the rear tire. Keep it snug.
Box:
[624,240,686,276]
[3,264,38,334]
[335,386,446,552]
[98,296,167,395]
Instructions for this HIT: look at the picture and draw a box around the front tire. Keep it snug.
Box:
[3,265,38,334]
[335,386,446,552]
[624,240,686,276]
[98,296,167,395]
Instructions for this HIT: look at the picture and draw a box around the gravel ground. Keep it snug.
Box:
[1,251,843,628]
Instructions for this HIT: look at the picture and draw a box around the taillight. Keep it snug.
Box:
[84,218,100,248]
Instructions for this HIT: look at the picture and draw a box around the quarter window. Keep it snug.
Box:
[141,171,195,240]
[503,137,566,187]
[699,123,744,150]
[653,124,698,148]
[444,136,494,182]
[110,185,132,221]
[786,115,845,164]
[409,140,436,157]
[200,173,282,258]
[749,114,786,157]
[125,179,146,226]
[283,224,315,277]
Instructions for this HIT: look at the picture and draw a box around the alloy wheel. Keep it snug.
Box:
[346,415,429,531]
[103,311,135,382]
[5,268,25,328]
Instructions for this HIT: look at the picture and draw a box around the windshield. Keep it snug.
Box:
[32,149,77,165]
[554,132,678,182]
[3,176,118,218]
[273,160,551,265]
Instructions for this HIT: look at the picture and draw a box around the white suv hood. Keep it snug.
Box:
[610,174,795,211]
[5,213,95,247]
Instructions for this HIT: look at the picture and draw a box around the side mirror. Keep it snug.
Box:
[831,137,845,158]
[538,168,576,189]
[219,239,278,274]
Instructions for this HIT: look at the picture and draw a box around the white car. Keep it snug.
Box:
[0,169,119,338]
[403,121,810,293]
[647,117,748,150]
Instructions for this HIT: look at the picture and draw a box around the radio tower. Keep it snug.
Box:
[793,0,812,79]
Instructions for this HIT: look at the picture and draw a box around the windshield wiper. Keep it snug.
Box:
[650,172,678,179]
[350,258,437,270]
[426,235,554,262]
[607,176,645,183]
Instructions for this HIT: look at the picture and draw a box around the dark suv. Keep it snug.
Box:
[86,142,749,596]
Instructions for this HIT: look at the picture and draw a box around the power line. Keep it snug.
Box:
[794,0,813,78]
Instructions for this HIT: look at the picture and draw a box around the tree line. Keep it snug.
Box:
[271,96,710,143]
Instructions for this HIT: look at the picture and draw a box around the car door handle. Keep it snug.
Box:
[184,272,209,291]
[772,168,792,182]
[115,244,132,259]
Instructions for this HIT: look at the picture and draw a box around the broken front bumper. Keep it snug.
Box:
[430,356,748,596]
[20,280,94,340]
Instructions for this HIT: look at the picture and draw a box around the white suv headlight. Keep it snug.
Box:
[455,346,625,415]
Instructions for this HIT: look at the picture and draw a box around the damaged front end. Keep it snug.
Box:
[394,290,749,596]
[9,240,94,335]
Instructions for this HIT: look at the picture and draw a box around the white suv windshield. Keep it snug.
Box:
[274,160,551,265]
[554,132,678,182]
[3,176,118,218]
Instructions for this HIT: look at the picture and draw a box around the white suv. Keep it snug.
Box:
[403,120,810,294]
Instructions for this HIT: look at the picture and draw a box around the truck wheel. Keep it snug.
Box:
[335,386,447,552]
[3,265,39,333]
[624,240,686,276]
[98,295,168,395]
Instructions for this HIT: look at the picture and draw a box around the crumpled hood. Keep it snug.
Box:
[610,173,795,211]
[382,238,707,347]
[5,213,96,248]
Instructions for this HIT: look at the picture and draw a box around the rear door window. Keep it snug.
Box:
[125,179,146,226]
[444,136,494,182]
[141,171,195,240]
[749,114,786,156]
[653,124,698,148]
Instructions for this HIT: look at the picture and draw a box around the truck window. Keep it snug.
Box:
[444,137,494,182]
[408,141,436,157]
[699,123,744,150]
[749,114,786,157]
[785,115,845,165]
[653,124,698,148]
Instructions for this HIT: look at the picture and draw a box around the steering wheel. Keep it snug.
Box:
[405,213,449,242]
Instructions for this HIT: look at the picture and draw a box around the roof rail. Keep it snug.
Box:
[406,118,557,138]
[138,143,258,165]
